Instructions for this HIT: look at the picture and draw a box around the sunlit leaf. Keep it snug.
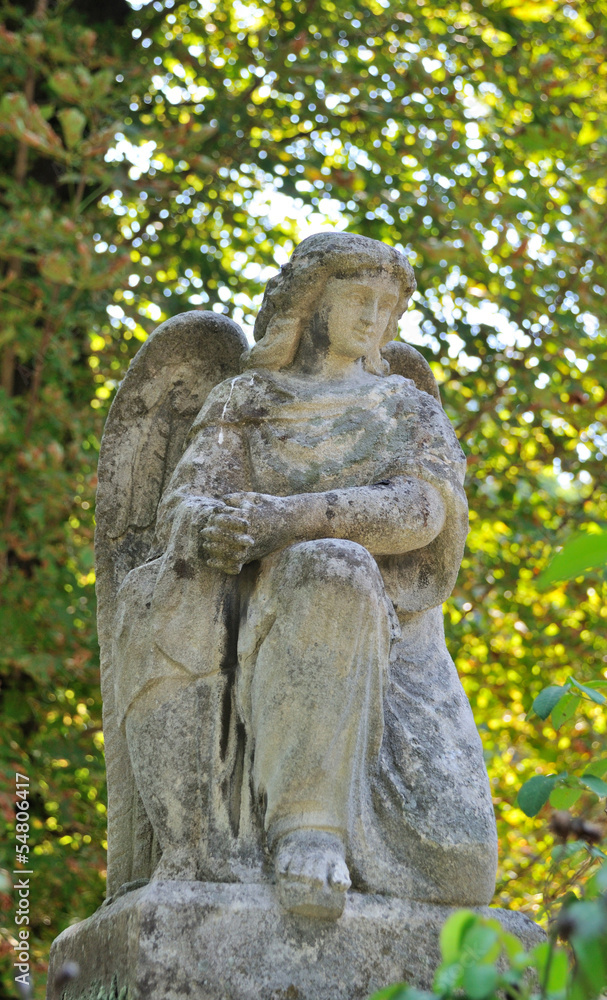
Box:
[439,910,477,963]
[580,774,607,798]
[532,685,570,720]
[537,532,607,588]
[462,964,499,1000]
[570,677,607,705]
[551,694,581,730]
[549,784,583,809]
[517,775,560,817]
[58,108,87,149]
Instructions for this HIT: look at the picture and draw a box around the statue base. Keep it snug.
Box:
[46,882,543,1000]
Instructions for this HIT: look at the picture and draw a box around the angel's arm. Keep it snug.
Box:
[218,477,446,563]
[152,423,252,559]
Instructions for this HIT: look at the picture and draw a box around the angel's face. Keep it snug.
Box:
[319,272,400,362]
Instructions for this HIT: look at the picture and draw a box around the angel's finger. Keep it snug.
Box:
[201,526,253,546]
[202,542,253,560]
[203,546,252,565]
[223,492,246,507]
[202,536,251,558]
[203,547,252,567]
[206,513,250,531]
[206,557,243,575]
[223,491,263,508]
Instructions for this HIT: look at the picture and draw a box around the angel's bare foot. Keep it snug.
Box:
[275,830,351,920]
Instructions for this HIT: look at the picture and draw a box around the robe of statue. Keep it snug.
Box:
[111,366,498,905]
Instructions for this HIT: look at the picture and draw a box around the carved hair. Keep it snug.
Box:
[242,232,416,375]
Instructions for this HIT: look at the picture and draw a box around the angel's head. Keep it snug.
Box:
[243,232,416,376]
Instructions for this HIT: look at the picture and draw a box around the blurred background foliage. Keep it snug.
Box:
[0,0,606,994]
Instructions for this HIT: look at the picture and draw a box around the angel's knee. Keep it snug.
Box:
[278,538,384,598]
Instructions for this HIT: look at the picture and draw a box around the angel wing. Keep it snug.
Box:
[95,310,247,895]
[382,340,441,403]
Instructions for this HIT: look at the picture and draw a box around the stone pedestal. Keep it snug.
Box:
[47,882,543,1000]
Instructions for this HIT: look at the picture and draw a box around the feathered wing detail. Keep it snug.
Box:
[95,310,247,894]
[381,340,441,403]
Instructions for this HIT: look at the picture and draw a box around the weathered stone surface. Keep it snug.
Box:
[95,309,248,896]
[92,232,498,922]
[47,882,544,1000]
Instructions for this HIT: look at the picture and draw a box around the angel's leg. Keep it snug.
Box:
[237,538,392,919]
[125,674,213,880]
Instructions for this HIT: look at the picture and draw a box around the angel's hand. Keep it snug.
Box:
[223,491,287,562]
[200,505,255,575]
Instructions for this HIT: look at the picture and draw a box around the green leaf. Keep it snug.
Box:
[552,840,589,862]
[462,922,501,962]
[571,937,607,999]
[585,864,607,900]
[439,910,477,963]
[569,677,606,705]
[39,250,73,285]
[434,962,463,995]
[549,784,583,809]
[532,685,570,720]
[510,2,558,21]
[367,985,409,1000]
[49,69,82,102]
[551,694,581,729]
[517,774,560,817]
[590,845,607,860]
[538,531,607,588]
[58,108,87,149]
[578,122,601,145]
[584,759,607,779]
[501,932,527,963]
[545,948,570,993]
[462,964,499,1000]
[530,940,569,993]
[580,773,607,798]
[566,897,607,945]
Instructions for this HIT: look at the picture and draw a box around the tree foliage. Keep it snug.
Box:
[1,0,606,994]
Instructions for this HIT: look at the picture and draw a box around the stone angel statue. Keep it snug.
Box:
[95,232,498,922]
